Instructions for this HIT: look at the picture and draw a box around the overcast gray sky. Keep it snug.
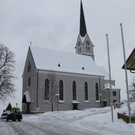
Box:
[0,0,135,111]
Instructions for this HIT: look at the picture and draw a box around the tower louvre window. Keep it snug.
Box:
[27,62,31,72]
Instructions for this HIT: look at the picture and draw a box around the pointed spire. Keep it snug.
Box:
[80,0,87,37]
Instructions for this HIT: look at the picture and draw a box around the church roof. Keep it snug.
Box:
[98,66,114,81]
[79,0,87,37]
[30,46,104,77]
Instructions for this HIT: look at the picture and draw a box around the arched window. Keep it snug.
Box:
[73,81,76,100]
[28,77,31,87]
[95,83,99,100]
[85,82,88,100]
[27,62,31,72]
[59,80,64,100]
[45,79,49,100]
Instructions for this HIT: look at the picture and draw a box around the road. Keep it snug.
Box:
[0,114,101,135]
[0,108,111,135]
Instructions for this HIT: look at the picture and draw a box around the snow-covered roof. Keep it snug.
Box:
[103,83,120,90]
[79,34,87,43]
[98,66,114,80]
[30,46,104,77]
[24,91,31,103]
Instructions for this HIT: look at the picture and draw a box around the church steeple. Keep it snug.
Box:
[80,0,87,37]
[75,0,95,61]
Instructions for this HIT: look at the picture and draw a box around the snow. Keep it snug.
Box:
[79,34,87,43]
[1,102,135,134]
[104,83,120,90]
[30,46,104,77]
[23,91,31,102]
[98,66,114,81]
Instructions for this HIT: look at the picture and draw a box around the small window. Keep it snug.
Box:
[113,91,116,96]
[28,77,31,87]
[27,62,31,72]
[58,63,60,67]
[82,67,84,70]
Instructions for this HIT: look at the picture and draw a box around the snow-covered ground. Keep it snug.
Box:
[1,102,135,135]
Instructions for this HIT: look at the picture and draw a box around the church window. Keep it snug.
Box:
[45,79,49,100]
[82,67,84,70]
[80,48,81,54]
[95,83,99,100]
[72,81,76,100]
[27,62,31,72]
[85,82,88,100]
[28,77,31,87]
[86,47,88,53]
[59,80,64,100]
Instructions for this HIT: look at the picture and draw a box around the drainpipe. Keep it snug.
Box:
[99,76,102,107]
[36,69,39,108]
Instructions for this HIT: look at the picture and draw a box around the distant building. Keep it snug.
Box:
[22,1,120,113]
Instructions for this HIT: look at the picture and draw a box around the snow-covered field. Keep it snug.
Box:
[1,103,135,135]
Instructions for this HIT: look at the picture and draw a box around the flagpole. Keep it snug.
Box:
[120,23,131,123]
[106,34,114,122]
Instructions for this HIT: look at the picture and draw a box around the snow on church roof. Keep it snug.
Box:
[30,46,104,77]
[98,66,114,81]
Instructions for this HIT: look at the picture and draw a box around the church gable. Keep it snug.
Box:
[22,47,36,78]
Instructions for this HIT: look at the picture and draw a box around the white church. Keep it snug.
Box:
[22,1,120,113]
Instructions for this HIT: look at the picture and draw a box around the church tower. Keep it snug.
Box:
[75,0,95,61]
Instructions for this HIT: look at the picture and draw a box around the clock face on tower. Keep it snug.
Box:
[86,41,90,45]
[78,42,81,46]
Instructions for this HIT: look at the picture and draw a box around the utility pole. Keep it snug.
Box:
[120,23,131,123]
[106,34,114,122]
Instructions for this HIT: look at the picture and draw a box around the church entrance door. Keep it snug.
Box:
[73,103,78,110]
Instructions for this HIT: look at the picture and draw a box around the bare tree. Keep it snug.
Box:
[129,77,135,102]
[0,44,16,102]
[45,71,58,112]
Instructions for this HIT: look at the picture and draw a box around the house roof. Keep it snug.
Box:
[30,46,104,77]
[122,48,135,71]
[103,83,120,90]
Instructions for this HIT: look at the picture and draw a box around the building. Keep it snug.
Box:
[22,1,120,113]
